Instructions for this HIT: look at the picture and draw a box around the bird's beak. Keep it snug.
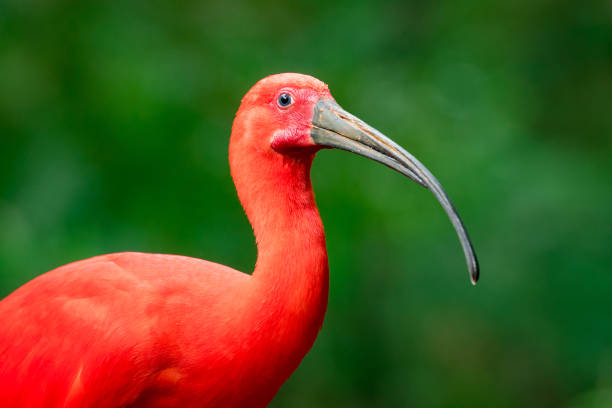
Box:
[310,98,479,284]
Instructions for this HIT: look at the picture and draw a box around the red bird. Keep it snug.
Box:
[0,73,478,407]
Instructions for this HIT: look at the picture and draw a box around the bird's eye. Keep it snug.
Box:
[277,93,293,108]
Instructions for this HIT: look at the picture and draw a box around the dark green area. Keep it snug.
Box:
[1,0,611,406]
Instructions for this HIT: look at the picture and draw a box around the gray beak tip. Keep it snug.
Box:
[469,258,479,285]
[470,272,479,286]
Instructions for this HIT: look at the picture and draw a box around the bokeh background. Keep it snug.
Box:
[1,0,611,406]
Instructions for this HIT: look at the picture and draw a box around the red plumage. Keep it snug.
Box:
[1,74,330,407]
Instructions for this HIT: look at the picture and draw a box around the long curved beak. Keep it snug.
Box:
[311,98,479,284]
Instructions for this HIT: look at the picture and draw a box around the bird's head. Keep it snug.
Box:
[231,73,332,155]
[230,73,479,284]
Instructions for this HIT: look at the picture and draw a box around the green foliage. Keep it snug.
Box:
[1,0,611,406]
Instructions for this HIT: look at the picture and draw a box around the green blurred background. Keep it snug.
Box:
[1,0,611,406]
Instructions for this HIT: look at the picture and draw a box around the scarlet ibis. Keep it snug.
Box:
[0,73,478,407]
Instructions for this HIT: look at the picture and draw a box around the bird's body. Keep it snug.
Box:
[0,73,478,407]
[0,251,326,407]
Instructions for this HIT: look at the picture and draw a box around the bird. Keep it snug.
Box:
[0,73,479,408]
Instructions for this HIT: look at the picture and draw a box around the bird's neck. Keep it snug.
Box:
[251,154,328,308]
[226,112,329,402]
[231,147,329,343]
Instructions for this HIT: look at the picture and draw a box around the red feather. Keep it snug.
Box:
[0,74,331,407]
